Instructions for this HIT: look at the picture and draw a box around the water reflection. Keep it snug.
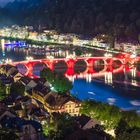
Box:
[1,39,140,113]
[1,39,5,57]
[105,72,113,85]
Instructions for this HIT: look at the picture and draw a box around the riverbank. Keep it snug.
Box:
[0,35,126,55]
[0,36,62,46]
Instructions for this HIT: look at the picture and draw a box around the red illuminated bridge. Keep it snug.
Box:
[9,56,139,78]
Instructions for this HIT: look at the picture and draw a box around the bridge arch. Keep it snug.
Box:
[93,59,106,72]
[32,62,48,76]
[53,60,68,74]
[16,63,28,75]
[74,59,88,74]
[112,59,123,69]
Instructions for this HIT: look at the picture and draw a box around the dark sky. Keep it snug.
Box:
[0,0,14,7]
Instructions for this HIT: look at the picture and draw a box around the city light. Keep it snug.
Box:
[130,52,137,58]
[5,58,12,64]
[104,53,112,57]
[46,56,54,59]
[26,56,33,60]
[0,1,140,140]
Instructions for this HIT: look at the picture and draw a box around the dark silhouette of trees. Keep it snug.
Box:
[0,80,6,101]
[10,82,25,95]
[1,0,140,43]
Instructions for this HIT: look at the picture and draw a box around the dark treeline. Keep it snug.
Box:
[1,0,140,41]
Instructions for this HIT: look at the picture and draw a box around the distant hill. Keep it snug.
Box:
[2,0,140,41]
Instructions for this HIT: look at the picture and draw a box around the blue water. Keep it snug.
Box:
[71,79,140,113]
[1,39,140,113]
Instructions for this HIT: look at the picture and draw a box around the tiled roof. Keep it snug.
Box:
[0,116,42,132]
[33,84,51,97]
[19,76,32,85]
[45,92,70,109]
[75,115,91,128]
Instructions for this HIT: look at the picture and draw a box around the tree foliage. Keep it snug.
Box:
[75,49,82,56]
[116,126,140,140]
[43,113,77,140]
[0,128,18,140]
[10,82,25,95]
[40,68,73,93]
[0,80,6,101]
[3,0,140,43]
[80,100,140,130]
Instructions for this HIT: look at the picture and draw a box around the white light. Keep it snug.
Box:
[130,53,137,58]
[66,54,75,59]
[46,56,54,59]
[104,53,112,57]
[5,58,12,64]
[26,56,33,60]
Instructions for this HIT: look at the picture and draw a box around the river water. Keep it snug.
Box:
[0,39,140,113]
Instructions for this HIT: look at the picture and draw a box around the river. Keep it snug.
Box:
[0,39,140,113]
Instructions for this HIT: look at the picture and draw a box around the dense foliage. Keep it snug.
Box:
[115,120,140,140]
[10,82,25,95]
[2,0,140,42]
[0,128,18,140]
[0,80,7,101]
[43,113,113,140]
[116,127,140,140]
[80,100,140,129]
[40,68,73,93]
[43,113,78,140]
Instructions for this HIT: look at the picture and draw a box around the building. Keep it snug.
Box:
[19,76,37,91]
[115,42,140,53]
[10,71,23,82]
[75,115,100,130]
[28,85,81,116]
[31,84,51,104]
[0,74,14,94]
[60,98,81,116]
[0,64,18,77]
[0,107,43,140]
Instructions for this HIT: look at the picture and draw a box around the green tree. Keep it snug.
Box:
[52,75,73,93]
[80,100,140,130]
[10,82,25,95]
[115,119,129,137]
[40,68,55,83]
[43,113,77,140]
[0,128,18,140]
[116,127,140,140]
[0,80,6,101]
[75,48,82,56]
[40,68,73,93]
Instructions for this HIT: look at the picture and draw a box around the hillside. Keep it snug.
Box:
[2,0,140,41]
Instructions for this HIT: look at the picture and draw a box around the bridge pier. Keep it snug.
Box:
[65,59,75,75]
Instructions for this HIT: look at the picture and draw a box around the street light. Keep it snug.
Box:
[26,56,33,61]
